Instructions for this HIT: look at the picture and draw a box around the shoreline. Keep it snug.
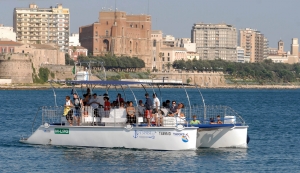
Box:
[0,84,299,90]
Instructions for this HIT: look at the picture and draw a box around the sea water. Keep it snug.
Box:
[0,88,299,172]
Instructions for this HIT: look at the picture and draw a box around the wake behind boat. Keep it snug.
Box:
[20,80,249,150]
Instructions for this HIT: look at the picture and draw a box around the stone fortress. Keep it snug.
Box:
[0,42,66,83]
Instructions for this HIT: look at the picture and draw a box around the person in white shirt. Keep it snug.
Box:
[152,93,161,126]
[88,93,102,117]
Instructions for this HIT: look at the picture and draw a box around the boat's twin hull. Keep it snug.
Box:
[197,126,248,148]
[21,125,248,150]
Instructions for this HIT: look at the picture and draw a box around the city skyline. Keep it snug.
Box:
[0,0,300,50]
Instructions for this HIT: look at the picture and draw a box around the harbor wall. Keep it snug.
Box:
[151,72,226,87]
[0,54,32,83]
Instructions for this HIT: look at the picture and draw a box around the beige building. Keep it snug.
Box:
[267,39,299,64]
[0,24,16,41]
[187,51,199,60]
[266,55,298,64]
[13,3,70,52]
[191,23,237,61]
[240,28,268,62]
[68,46,88,61]
[151,31,190,71]
[79,10,152,69]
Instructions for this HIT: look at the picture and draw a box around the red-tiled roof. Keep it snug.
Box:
[0,41,23,46]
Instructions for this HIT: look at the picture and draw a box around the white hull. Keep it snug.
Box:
[21,125,198,150]
[21,125,248,150]
[197,126,248,148]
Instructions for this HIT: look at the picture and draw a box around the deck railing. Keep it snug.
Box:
[33,105,245,130]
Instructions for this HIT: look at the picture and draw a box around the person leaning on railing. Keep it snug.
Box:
[190,115,200,125]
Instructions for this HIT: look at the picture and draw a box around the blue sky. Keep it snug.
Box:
[1,0,299,50]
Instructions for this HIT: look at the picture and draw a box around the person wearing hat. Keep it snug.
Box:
[190,115,200,125]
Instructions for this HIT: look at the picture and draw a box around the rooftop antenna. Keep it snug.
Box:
[147,0,149,15]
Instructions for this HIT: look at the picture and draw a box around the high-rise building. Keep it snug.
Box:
[13,3,70,52]
[79,10,151,68]
[240,28,267,62]
[291,38,299,56]
[191,23,237,61]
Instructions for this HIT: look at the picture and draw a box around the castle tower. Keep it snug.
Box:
[291,38,299,56]
[278,40,284,52]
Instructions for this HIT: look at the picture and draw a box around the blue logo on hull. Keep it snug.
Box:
[133,130,156,139]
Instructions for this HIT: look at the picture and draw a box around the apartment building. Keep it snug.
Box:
[191,23,237,61]
[13,3,70,52]
[239,28,268,62]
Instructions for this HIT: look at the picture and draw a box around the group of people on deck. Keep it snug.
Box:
[64,88,223,126]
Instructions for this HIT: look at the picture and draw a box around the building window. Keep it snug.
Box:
[106,21,108,25]
[154,57,156,61]
[153,40,156,47]
[168,57,170,61]
[168,53,170,56]
[136,24,138,28]
[105,30,109,36]
[142,25,144,29]
[162,57,165,61]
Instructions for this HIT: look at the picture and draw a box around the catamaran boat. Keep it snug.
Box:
[20,80,249,150]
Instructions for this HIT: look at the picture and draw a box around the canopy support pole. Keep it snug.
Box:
[120,85,127,102]
[49,80,57,107]
[182,84,192,119]
[141,84,148,93]
[195,84,206,120]
[157,84,162,106]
